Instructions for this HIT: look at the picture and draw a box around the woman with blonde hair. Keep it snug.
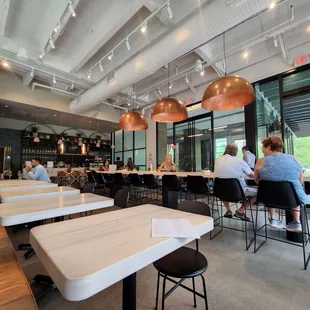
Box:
[158,154,176,172]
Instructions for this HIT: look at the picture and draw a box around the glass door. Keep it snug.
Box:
[173,113,213,172]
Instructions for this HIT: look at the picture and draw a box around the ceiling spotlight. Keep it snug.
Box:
[49,38,55,49]
[145,92,149,100]
[30,68,34,77]
[53,75,56,84]
[242,50,249,59]
[167,4,173,19]
[274,36,278,47]
[200,70,205,76]
[39,50,45,59]
[99,62,103,72]
[158,88,162,95]
[126,38,131,51]
[70,81,74,90]
[2,59,9,68]
[128,103,131,106]
[269,1,276,9]
[141,23,147,33]
[54,114,57,116]
[87,71,91,79]
[169,82,173,89]
[108,51,114,60]
[54,21,61,32]
[5,105,8,108]
[68,1,76,17]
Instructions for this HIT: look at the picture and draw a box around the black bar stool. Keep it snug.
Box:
[128,173,145,205]
[254,180,310,270]
[162,175,184,209]
[211,178,255,250]
[154,200,210,310]
[186,175,213,203]
[143,174,161,205]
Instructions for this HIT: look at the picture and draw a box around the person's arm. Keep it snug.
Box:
[292,155,304,185]
[254,158,264,184]
[157,162,165,172]
[27,166,42,180]
[241,161,254,178]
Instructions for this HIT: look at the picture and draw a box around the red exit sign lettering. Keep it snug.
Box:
[294,55,309,66]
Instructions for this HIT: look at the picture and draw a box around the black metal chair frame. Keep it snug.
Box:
[254,180,310,270]
[186,175,213,204]
[162,175,185,208]
[154,200,210,310]
[143,174,162,205]
[211,178,255,250]
[128,173,146,205]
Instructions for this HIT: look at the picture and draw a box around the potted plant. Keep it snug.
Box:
[31,126,39,138]
[76,132,83,146]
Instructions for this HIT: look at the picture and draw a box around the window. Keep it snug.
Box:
[234,139,246,160]
[112,130,146,170]
[215,138,227,159]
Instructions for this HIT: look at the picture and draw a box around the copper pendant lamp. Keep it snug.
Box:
[119,111,148,131]
[202,75,255,111]
[151,97,188,123]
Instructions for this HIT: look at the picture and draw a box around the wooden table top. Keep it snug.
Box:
[0,186,80,203]
[0,193,114,226]
[95,170,310,182]
[30,204,214,301]
[0,181,57,192]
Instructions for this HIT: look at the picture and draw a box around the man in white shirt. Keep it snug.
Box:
[215,144,257,220]
[25,158,51,182]
[242,146,256,169]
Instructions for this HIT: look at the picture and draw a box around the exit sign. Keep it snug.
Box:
[294,55,309,66]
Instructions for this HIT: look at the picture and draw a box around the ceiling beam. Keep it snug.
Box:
[70,0,145,74]
[0,0,10,39]
[41,0,81,57]
[22,71,34,86]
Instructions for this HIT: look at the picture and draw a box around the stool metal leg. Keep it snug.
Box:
[155,272,160,310]
[162,275,167,310]
[192,278,197,308]
[201,275,209,310]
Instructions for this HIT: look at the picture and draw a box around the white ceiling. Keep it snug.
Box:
[0,0,310,118]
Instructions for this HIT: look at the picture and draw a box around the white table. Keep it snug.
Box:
[30,204,214,309]
[0,193,114,226]
[0,186,80,203]
[0,181,57,192]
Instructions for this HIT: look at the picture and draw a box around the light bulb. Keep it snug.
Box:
[242,50,249,59]
[200,70,205,76]
[141,23,147,33]
[269,1,276,9]
[69,1,76,17]
[126,38,130,51]
[2,60,9,68]
[167,4,173,19]
[169,82,173,89]
[87,71,91,79]
[108,51,114,60]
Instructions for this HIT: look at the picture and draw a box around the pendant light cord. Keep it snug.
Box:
[223,32,227,76]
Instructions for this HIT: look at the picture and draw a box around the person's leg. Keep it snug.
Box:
[223,201,231,212]
[268,207,284,229]
[268,208,277,220]
[234,187,257,220]
[286,206,302,232]
[291,207,300,223]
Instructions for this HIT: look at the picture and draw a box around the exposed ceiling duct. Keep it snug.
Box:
[69,0,272,114]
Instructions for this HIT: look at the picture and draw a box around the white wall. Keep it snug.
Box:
[0,70,121,122]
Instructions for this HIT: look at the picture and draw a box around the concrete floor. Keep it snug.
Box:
[9,207,310,310]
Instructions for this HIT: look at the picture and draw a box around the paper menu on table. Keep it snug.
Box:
[152,218,200,239]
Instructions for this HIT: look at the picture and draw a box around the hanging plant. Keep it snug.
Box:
[31,126,39,138]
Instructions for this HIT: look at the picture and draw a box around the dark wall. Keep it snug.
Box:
[0,128,22,175]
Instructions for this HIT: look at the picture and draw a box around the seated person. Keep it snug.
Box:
[126,157,136,171]
[158,154,176,172]
[25,158,51,182]
[242,146,256,170]
[255,136,307,232]
[115,156,124,170]
[214,144,256,220]
[103,160,109,171]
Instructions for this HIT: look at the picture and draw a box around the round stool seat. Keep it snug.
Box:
[153,247,208,278]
